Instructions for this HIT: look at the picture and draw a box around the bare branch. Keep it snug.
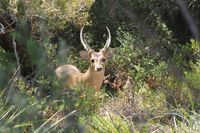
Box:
[12,35,21,74]
[176,0,200,40]
[0,23,5,34]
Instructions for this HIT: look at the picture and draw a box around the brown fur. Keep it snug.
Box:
[55,50,112,91]
[56,26,112,91]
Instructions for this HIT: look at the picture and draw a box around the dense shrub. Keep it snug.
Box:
[0,0,200,132]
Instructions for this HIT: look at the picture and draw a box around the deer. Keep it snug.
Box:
[55,27,113,91]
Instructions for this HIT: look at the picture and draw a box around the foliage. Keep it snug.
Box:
[1,0,200,132]
[109,27,167,81]
[185,58,200,108]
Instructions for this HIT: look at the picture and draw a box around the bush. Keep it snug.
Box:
[1,0,200,132]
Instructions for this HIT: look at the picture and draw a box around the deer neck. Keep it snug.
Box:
[80,66,105,91]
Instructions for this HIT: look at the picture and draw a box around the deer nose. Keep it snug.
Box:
[96,67,102,71]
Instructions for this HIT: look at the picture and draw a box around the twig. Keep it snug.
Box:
[0,23,5,34]
[176,0,200,40]
[173,116,178,130]
[12,35,21,74]
[147,112,190,126]
[5,66,21,103]
[0,14,16,35]
[4,21,15,29]
[0,15,10,25]
[1,66,20,97]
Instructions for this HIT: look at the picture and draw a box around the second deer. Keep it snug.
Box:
[55,27,113,91]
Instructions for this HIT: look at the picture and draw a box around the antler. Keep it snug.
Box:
[103,27,111,50]
[80,26,111,51]
[80,27,91,51]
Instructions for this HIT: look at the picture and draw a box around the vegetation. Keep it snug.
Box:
[0,0,200,132]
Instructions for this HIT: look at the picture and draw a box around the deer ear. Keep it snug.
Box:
[80,51,90,60]
[105,49,114,59]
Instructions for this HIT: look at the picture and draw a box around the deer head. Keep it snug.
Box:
[79,27,113,72]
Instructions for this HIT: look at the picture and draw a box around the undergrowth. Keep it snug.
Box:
[0,1,200,131]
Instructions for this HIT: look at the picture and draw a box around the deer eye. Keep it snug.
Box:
[91,59,95,63]
[102,58,106,62]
